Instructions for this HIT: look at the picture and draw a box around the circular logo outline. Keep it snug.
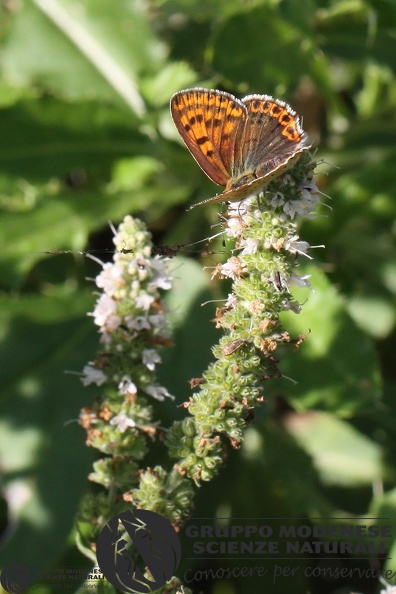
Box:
[96,509,181,593]
[0,563,31,594]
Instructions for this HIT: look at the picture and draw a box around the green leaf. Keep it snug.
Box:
[1,0,167,114]
[317,1,396,69]
[0,96,188,284]
[285,411,382,486]
[213,10,312,92]
[369,485,396,569]
[279,265,382,415]
[0,98,146,180]
[347,293,395,339]
[0,290,97,574]
[232,419,334,517]
[142,62,198,107]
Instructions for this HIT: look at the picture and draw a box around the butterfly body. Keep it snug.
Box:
[226,172,256,191]
[170,88,310,209]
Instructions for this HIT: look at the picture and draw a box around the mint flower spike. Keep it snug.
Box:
[77,216,194,556]
[167,151,320,484]
[77,216,196,589]
[76,154,319,588]
[81,215,174,403]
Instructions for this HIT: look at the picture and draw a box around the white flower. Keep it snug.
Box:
[145,384,174,401]
[282,299,302,314]
[99,332,113,345]
[125,316,151,331]
[149,257,172,290]
[118,376,137,396]
[130,279,141,296]
[110,412,136,433]
[269,192,286,208]
[225,293,237,308]
[282,200,304,219]
[227,198,254,217]
[135,293,155,311]
[226,217,245,237]
[81,365,108,386]
[95,262,125,295]
[92,294,121,331]
[143,349,161,371]
[239,237,259,255]
[149,314,170,337]
[128,257,150,281]
[380,587,396,594]
[220,262,238,280]
[283,181,321,219]
[264,235,284,251]
[79,409,98,426]
[284,235,312,259]
[301,179,319,198]
[291,273,311,288]
[220,257,245,281]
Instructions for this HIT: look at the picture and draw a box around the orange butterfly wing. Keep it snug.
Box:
[171,88,310,209]
[170,88,246,187]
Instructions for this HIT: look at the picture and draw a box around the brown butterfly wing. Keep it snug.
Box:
[188,149,306,209]
[170,88,246,187]
[237,95,310,179]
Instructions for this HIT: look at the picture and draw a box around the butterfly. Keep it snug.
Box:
[170,87,310,209]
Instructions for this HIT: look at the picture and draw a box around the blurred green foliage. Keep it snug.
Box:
[0,0,396,593]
